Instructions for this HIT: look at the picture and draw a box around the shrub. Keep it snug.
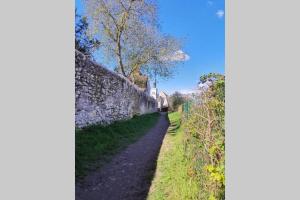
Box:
[169,91,185,112]
[182,74,225,199]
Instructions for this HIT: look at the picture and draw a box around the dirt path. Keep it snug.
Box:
[76,112,170,200]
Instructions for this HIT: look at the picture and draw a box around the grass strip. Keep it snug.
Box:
[76,112,160,180]
[147,112,199,200]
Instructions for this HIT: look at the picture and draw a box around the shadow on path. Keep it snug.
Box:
[76,112,170,200]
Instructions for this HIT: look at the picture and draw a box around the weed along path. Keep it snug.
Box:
[76,112,170,200]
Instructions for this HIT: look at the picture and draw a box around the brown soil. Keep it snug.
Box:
[76,112,170,200]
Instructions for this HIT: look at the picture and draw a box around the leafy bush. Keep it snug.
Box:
[183,74,225,199]
[169,91,185,112]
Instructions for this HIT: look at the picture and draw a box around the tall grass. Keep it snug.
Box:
[76,112,160,180]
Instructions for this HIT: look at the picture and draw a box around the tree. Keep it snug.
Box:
[128,28,182,85]
[83,0,182,80]
[75,10,101,56]
[199,73,225,102]
[170,91,185,111]
[140,34,182,81]
[199,73,224,84]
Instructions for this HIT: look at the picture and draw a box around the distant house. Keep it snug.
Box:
[150,87,158,100]
[149,86,169,112]
[158,91,169,112]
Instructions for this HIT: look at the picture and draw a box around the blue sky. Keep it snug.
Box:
[76,0,224,95]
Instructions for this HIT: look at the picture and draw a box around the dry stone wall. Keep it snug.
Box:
[75,50,157,128]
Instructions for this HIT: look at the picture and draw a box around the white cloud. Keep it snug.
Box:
[161,50,190,62]
[216,9,225,18]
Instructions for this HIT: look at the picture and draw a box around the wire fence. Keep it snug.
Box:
[182,100,192,118]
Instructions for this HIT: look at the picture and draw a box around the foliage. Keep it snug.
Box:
[148,74,225,200]
[75,10,101,56]
[199,73,224,84]
[76,112,160,180]
[147,112,199,200]
[83,0,182,80]
[130,70,148,89]
[183,73,225,199]
[169,91,185,111]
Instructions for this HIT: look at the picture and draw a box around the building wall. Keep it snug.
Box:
[75,50,157,128]
[150,88,158,100]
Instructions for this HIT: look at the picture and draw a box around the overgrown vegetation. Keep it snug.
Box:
[183,73,225,200]
[147,112,199,200]
[169,91,185,112]
[76,112,160,179]
[148,73,225,200]
[75,10,100,56]
[82,0,184,81]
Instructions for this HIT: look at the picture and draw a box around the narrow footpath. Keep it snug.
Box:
[76,112,170,200]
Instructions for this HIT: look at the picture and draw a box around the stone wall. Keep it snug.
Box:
[75,50,157,128]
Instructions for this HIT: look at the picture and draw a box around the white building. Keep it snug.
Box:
[157,91,169,112]
[150,87,158,100]
[149,82,169,111]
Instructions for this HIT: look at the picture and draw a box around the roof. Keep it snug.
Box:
[159,91,168,97]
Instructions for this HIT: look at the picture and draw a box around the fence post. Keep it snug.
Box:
[183,101,190,119]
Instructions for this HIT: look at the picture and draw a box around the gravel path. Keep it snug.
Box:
[76,112,170,200]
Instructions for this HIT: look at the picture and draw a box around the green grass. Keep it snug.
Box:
[167,111,181,134]
[147,112,199,200]
[76,112,160,180]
